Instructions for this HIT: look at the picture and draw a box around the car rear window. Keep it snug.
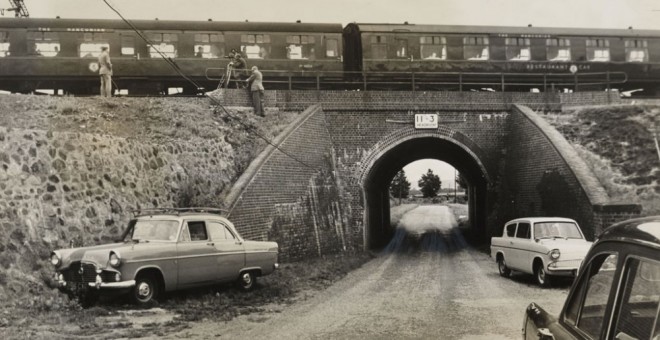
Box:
[506,224,516,237]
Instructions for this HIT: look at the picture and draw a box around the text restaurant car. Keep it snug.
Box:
[523,215,660,340]
[491,217,593,286]
[49,208,279,305]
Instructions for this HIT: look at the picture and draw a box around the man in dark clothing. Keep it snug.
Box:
[231,50,247,88]
[246,66,265,116]
[98,46,112,97]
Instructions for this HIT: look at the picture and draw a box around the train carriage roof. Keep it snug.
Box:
[0,17,343,33]
[348,23,660,38]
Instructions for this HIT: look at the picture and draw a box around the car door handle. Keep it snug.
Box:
[207,242,215,246]
[509,241,513,245]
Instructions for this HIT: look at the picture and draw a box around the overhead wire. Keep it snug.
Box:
[101,0,319,170]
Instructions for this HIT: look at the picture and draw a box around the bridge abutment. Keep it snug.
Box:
[224,90,640,259]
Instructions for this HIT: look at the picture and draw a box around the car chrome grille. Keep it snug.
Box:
[554,259,582,269]
[62,262,98,283]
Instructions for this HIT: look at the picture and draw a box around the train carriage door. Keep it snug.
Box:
[395,38,408,61]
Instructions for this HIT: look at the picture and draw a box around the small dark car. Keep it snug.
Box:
[523,216,660,340]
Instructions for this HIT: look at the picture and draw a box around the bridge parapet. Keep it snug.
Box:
[222,89,620,111]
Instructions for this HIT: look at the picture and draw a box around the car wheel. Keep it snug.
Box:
[535,264,552,287]
[498,257,511,277]
[237,271,256,291]
[132,275,158,305]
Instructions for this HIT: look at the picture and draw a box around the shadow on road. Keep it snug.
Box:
[381,227,468,254]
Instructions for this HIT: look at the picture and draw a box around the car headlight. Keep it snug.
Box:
[50,252,61,267]
[549,249,561,260]
[109,251,121,267]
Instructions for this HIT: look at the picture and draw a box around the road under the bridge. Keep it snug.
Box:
[166,205,571,339]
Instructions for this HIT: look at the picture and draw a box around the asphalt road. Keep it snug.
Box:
[167,205,571,339]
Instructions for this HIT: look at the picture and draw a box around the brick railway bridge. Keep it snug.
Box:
[221,90,640,260]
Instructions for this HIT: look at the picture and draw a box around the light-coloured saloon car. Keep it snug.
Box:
[50,208,279,305]
[490,217,592,287]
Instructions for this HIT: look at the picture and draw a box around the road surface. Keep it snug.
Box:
[166,205,570,339]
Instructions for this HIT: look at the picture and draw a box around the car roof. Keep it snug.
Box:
[132,208,231,223]
[505,217,578,224]
[597,215,660,250]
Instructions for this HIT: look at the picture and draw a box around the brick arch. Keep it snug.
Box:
[358,126,492,187]
[356,125,492,249]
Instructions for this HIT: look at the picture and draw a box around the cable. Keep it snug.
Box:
[101,0,319,170]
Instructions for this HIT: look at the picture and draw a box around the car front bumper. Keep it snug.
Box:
[546,259,582,276]
[57,276,136,290]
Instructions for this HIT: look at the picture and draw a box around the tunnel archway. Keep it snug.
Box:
[359,131,491,250]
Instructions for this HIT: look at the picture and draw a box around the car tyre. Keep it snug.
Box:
[237,271,256,291]
[498,257,511,277]
[535,264,552,287]
[132,275,158,305]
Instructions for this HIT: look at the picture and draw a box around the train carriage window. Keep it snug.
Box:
[79,32,109,58]
[241,34,270,59]
[27,31,60,57]
[370,35,387,60]
[147,32,178,58]
[121,36,135,56]
[326,38,338,58]
[420,36,446,60]
[546,38,571,61]
[194,33,224,58]
[0,32,9,57]
[463,36,489,60]
[286,35,315,60]
[586,38,610,62]
[505,37,531,61]
[625,39,648,62]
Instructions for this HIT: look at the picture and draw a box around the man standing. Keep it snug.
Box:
[98,46,112,97]
[246,66,265,116]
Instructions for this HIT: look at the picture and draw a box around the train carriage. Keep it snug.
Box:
[0,17,344,94]
[343,22,660,93]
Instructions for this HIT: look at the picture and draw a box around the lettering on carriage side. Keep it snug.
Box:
[525,63,591,71]
[497,33,552,39]
[66,28,107,32]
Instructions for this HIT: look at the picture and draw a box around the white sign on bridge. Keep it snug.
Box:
[414,114,438,129]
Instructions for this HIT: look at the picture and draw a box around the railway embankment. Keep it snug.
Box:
[543,104,660,215]
[0,94,298,304]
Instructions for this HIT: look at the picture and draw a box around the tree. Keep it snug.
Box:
[389,170,411,204]
[418,169,441,198]
[456,173,468,190]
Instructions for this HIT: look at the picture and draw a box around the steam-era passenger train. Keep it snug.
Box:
[0,17,659,95]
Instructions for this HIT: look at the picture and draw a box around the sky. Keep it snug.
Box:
[13,0,660,30]
[13,0,659,189]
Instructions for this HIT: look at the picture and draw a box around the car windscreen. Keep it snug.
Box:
[533,222,583,239]
[131,220,180,241]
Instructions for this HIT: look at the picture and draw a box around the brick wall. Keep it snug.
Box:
[501,105,638,239]
[225,90,634,256]
[225,105,350,258]
[223,89,620,111]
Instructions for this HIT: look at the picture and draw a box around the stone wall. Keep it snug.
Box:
[0,125,236,297]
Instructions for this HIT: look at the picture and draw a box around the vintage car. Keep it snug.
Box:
[523,215,660,340]
[50,208,279,305]
[491,217,593,286]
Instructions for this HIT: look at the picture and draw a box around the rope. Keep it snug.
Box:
[101,0,319,171]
